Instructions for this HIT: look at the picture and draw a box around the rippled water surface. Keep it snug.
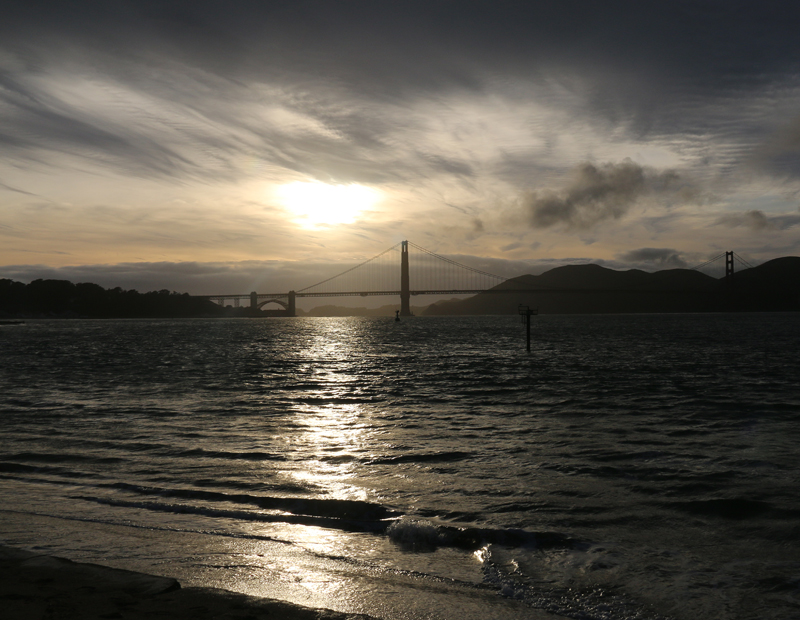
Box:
[1,315,799,620]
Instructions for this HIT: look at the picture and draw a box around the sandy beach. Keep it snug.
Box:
[0,546,379,620]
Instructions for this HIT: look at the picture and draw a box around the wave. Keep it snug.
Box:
[0,452,123,464]
[2,445,288,463]
[78,483,576,553]
[107,483,400,522]
[665,497,774,519]
[187,478,311,494]
[0,462,40,474]
[479,544,668,620]
[166,448,282,461]
[0,461,101,479]
[72,495,395,533]
[387,517,575,552]
[369,451,473,465]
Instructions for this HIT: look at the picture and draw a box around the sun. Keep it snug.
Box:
[277,181,381,227]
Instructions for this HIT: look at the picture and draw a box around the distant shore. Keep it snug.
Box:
[4,256,799,318]
[0,545,378,620]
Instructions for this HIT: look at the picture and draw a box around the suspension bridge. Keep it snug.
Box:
[200,243,753,316]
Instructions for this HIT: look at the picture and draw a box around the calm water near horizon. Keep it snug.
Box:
[1,314,799,620]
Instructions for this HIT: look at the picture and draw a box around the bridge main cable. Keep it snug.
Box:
[296,241,403,294]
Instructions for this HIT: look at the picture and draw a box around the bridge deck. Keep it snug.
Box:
[201,287,680,302]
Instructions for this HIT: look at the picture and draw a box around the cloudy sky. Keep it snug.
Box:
[2,0,800,296]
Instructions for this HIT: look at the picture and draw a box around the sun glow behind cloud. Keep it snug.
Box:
[277,182,382,228]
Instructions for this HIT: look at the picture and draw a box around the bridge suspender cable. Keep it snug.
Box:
[690,251,755,272]
[406,241,507,282]
[731,252,754,269]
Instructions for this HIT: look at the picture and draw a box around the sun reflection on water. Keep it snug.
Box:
[275,318,388,563]
[289,402,371,502]
[214,318,417,608]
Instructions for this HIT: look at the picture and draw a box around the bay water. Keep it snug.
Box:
[1,314,798,620]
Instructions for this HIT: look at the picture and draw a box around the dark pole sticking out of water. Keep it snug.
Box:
[400,240,411,317]
[518,304,537,351]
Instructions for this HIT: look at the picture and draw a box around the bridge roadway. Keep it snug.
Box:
[199,287,573,316]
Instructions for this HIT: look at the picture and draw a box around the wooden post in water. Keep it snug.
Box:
[518,304,537,351]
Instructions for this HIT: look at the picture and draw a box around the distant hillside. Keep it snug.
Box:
[423,257,800,315]
[723,257,800,311]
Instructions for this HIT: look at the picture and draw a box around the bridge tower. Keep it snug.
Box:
[400,240,411,316]
[288,291,296,317]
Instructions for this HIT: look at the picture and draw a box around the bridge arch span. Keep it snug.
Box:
[256,298,288,310]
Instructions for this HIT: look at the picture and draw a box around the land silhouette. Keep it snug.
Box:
[2,257,798,319]
[424,256,800,315]
[0,280,224,319]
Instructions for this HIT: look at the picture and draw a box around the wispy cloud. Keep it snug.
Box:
[749,115,800,178]
[0,179,38,196]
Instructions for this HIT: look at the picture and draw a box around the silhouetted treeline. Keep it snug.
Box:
[0,279,224,318]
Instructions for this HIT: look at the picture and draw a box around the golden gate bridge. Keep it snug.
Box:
[199,242,752,316]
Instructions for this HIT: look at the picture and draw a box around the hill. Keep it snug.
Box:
[722,256,800,311]
[423,258,800,315]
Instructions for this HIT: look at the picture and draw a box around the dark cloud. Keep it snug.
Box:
[523,160,682,230]
[1,1,799,180]
[716,209,800,231]
[717,210,771,230]
[618,247,689,269]
[5,1,798,93]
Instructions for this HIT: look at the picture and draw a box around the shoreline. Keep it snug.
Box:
[0,545,379,620]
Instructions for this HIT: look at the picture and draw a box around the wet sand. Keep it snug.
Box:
[0,546,378,620]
